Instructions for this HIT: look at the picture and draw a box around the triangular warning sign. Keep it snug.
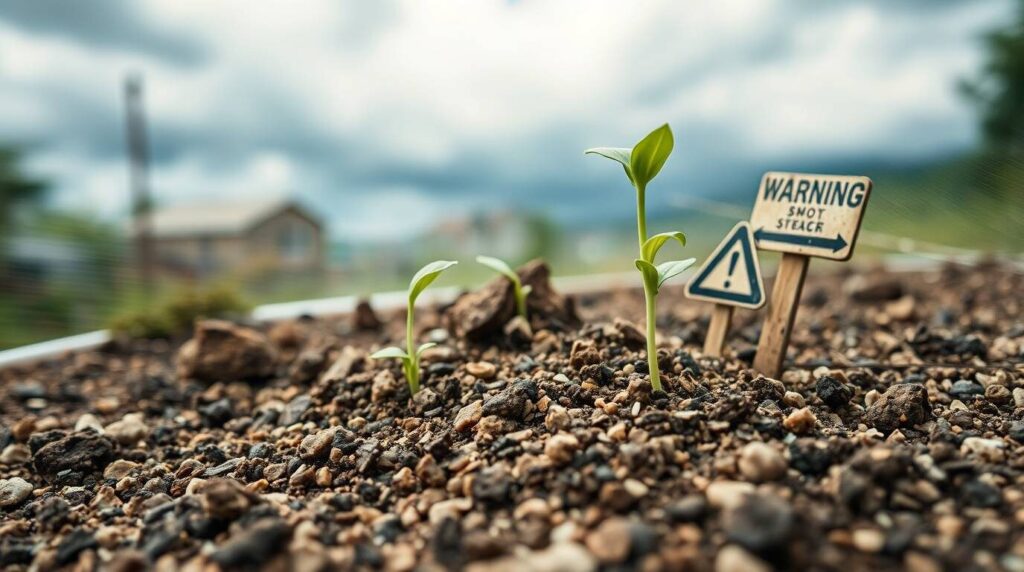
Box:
[686,221,766,309]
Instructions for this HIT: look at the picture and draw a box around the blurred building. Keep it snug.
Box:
[428,210,534,262]
[141,198,324,281]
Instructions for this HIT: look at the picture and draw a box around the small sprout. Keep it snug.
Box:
[370,260,458,394]
[586,124,696,392]
[476,255,532,320]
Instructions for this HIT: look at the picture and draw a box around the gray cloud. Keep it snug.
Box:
[0,0,1012,239]
[0,0,206,65]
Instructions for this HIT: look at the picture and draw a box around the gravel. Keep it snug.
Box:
[0,261,1020,570]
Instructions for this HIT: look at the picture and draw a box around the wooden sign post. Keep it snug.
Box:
[751,172,872,377]
[685,222,766,357]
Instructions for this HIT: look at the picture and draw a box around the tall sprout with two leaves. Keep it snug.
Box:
[370,260,458,394]
[476,255,531,320]
[586,124,695,392]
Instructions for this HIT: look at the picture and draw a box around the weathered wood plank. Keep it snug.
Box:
[754,253,809,377]
[703,304,734,358]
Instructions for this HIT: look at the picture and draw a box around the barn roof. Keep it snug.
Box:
[142,197,320,239]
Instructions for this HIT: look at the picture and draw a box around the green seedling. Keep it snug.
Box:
[586,124,695,392]
[370,260,458,394]
[476,255,532,320]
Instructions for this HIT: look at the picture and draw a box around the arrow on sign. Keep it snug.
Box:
[753,228,848,252]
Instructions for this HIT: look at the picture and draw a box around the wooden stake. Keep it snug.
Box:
[703,304,734,357]
[754,253,809,378]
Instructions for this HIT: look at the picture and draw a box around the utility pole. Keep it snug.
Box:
[123,73,155,292]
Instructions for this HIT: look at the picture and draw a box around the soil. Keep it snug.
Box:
[1,260,1022,571]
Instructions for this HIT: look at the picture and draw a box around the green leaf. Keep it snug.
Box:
[476,255,519,284]
[409,260,458,305]
[415,342,437,357]
[640,231,687,263]
[584,147,631,169]
[635,259,660,293]
[370,346,409,360]
[630,124,673,188]
[584,147,634,184]
[655,258,697,288]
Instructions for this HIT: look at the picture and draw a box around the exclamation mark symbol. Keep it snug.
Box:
[724,250,739,289]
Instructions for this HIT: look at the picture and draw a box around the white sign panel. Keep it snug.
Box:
[750,172,872,261]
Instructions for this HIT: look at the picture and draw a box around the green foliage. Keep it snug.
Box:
[476,255,532,320]
[0,146,47,272]
[959,0,1024,149]
[640,232,686,267]
[629,124,674,189]
[586,123,694,392]
[110,286,250,339]
[408,260,458,304]
[371,260,458,394]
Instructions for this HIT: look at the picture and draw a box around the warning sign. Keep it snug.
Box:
[686,222,765,309]
[750,172,872,261]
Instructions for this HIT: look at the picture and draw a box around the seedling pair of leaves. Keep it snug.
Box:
[371,256,532,395]
[586,124,696,392]
[370,260,457,394]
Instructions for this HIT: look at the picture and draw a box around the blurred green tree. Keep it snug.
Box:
[0,146,47,272]
[960,0,1024,149]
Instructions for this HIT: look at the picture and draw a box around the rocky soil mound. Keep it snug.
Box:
[0,262,1022,571]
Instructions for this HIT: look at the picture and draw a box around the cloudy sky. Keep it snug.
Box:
[0,0,1010,240]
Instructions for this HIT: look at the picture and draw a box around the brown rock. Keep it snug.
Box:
[585,517,631,564]
[985,384,1011,405]
[864,383,931,433]
[447,259,579,340]
[372,370,401,403]
[715,545,771,572]
[299,428,336,461]
[415,454,446,487]
[353,299,382,331]
[320,346,365,384]
[466,361,497,380]
[569,340,601,369]
[845,276,904,302]
[737,442,787,482]
[545,405,571,432]
[783,407,816,434]
[544,433,579,465]
[199,478,255,521]
[614,318,647,350]
[32,431,115,482]
[176,320,277,383]
[454,401,484,432]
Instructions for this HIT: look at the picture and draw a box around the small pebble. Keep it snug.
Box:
[104,413,149,445]
[705,481,754,510]
[738,442,788,482]
[783,408,816,434]
[715,544,771,572]
[466,361,497,380]
[74,414,104,433]
[0,477,33,507]
[585,517,631,564]
[852,528,886,553]
[454,401,483,432]
[545,405,570,432]
[783,391,805,408]
[544,433,579,465]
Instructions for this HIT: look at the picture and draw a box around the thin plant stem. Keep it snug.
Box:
[513,280,528,320]
[406,301,419,394]
[635,182,660,391]
[636,184,647,250]
[643,282,662,392]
